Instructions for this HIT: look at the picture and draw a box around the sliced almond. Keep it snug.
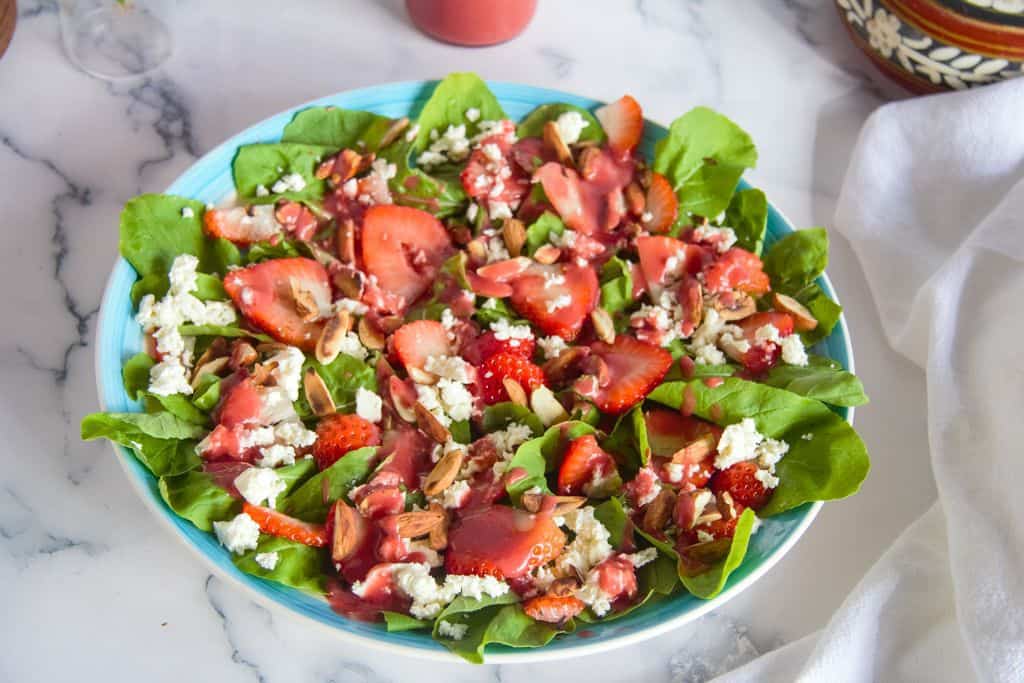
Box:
[303,366,336,416]
[332,265,364,299]
[394,510,445,538]
[709,292,756,321]
[357,316,387,351]
[520,491,543,513]
[466,239,487,264]
[542,120,574,167]
[255,342,289,355]
[671,434,715,465]
[229,341,258,370]
[550,495,587,516]
[428,502,449,550]
[331,501,362,563]
[695,510,723,526]
[408,366,438,386]
[413,401,451,444]
[549,576,581,597]
[502,218,527,258]
[624,182,646,216]
[315,310,353,365]
[533,244,561,265]
[577,146,601,179]
[541,346,589,384]
[772,292,818,331]
[590,307,616,344]
[530,385,570,427]
[337,218,356,265]
[642,488,676,533]
[190,356,230,389]
[192,337,228,372]
[290,279,321,322]
[378,116,410,148]
[503,377,528,407]
[249,361,276,386]
[422,447,465,497]
[717,491,737,521]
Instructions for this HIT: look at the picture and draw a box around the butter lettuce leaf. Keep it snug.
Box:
[232,143,330,202]
[762,355,868,407]
[723,187,768,255]
[233,535,327,595]
[433,593,566,664]
[281,107,393,151]
[81,412,204,477]
[411,72,506,152]
[158,469,240,531]
[281,446,377,522]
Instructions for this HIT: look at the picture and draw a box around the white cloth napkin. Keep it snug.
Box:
[715,79,1024,682]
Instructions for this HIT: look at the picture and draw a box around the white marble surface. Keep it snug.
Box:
[0,1,933,681]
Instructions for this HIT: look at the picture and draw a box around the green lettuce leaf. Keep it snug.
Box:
[145,392,210,426]
[191,374,221,412]
[123,352,154,401]
[652,108,757,219]
[412,72,506,152]
[294,354,377,419]
[516,103,605,143]
[130,270,227,307]
[763,227,828,292]
[789,281,843,345]
[380,141,468,219]
[601,406,649,476]
[593,497,630,548]
[281,107,392,150]
[762,355,868,407]
[473,298,522,327]
[433,593,565,664]
[281,446,377,522]
[81,412,204,477]
[646,379,870,515]
[158,469,240,531]
[246,238,303,264]
[384,611,431,632]
[723,187,768,255]
[481,402,545,436]
[679,508,756,598]
[233,535,326,595]
[599,256,634,317]
[177,324,274,342]
[524,212,565,255]
[232,143,330,202]
[119,194,241,279]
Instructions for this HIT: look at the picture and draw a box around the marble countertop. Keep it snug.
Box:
[0,1,934,681]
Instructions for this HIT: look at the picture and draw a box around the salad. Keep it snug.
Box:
[82,73,869,662]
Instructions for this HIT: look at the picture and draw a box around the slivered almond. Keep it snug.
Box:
[695,511,723,526]
[590,307,616,344]
[772,292,818,331]
[408,366,438,386]
[642,488,676,533]
[337,218,356,265]
[530,385,570,427]
[303,366,336,416]
[379,117,410,148]
[422,448,465,496]
[549,576,581,597]
[503,377,528,407]
[305,241,341,270]
[229,341,258,369]
[502,218,527,258]
[315,310,353,365]
[428,502,448,550]
[391,387,418,423]
[533,244,561,265]
[192,337,228,372]
[709,292,756,321]
[624,182,646,216]
[332,266,364,299]
[331,501,361,562]
[541,345,589,384]
[290,279,321,322]
[671,434,715,464]
[413,401,451,444]
[550,495,587,516]
[394,510,445,538]
[249,361,276,386]
[466,239,487,264]
[542,120,573,167]
[577,146,601,179]
[255,342,289,354]
[520,491,543,513]
[357,317,386,351]
[717,491,737,520]
[190,356,230,388]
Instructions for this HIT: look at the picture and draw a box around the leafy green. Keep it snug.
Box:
[723,188,768,255]
[576,552,679,623]
[653,107,757,219]
[481,403,545,436]
[516,103,606,143]
[506,421,598,502]
[281,446,377,522]
[281,107,393,150]
[233,536,327,595]
[294,354,377,419]
[380,141,468,219]
[433,593,565,664]
[81,412,204,477]
[232,143,330,201]
[177,324,274,342]
[191,374,221,412]
[599,256,634,317]
[790,281,843,345]
[246,238,303,264]
[412,72,506,152]
[450,420,472,445]
[647,379,870,516]
[123,352,154,401]
[158,469,240,531]
[602,406,649,476]
[145,392,210,426]
[763,228,828,292]
[474,298,523,327]
[119,194,241,279]
[383,611,431,632]
[130,270,227,307]
[524,212,565,255]
[593,497,630,548]
[762,355,868,407]
[679,509,756,598]
[276,458,320,496]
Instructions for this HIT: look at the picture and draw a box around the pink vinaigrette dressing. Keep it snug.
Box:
[405,0,537,46]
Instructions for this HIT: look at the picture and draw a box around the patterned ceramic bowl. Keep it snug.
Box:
[836,0,1024,92]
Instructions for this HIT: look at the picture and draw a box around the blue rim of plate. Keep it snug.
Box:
[94,80,854,663]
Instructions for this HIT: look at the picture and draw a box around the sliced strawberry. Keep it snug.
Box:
[710,461,771,510]
[375,427,434,491]
[594,95,643,157]
[575,337,672,415]
[478,352,546,405]
[636,236,710,298]
[461,125,530,206]
[313,414,382,471]
[703,247,771,295]
[223,257,330,351]
[463,330,535,365]
[728,311,795,373]
[522,594,585,624]
[644,410,722,460]
[510,136,557,175]
[593,555,639,604]
[214,374,264,428]
[557,434,620,497]
[642,172,678,233]
[446,505,566,579]
[623,466,661,509]
[203,205,281,245]
[360,205,452,313]
[242,502,327,547]
[533,153,633,235]
[275,201,319,241]
[391,319,451,373]
[508,262,598,341]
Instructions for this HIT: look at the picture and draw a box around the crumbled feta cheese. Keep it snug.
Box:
[416,379,475,426]
[355,387,383,423]
[688,307,748,366]
[444,573,510,602]
[801,432,814,441]
[481,298,499,311]
[554,110,590,145]
[665,462,685,483]
[437,620,468,641]
[715,418,763,470]
[546,294,571,313]
[755,323,782,346]
[549,229,578,249]
[342,178,358,199]
[213,513,261,555]
[465,107,481,123]
[271,172,307,194]
[181,206,195,219]
[481,142,502,163]
[576,569,613,616]
[148,358,192,397]
[254,551,279,570]
[466,202,479,223]
[780,334,809,366]
[641,211,654,223]
[556,506,614,575]
[371,158,397,181]
[255,184,270,197]
[490,422,534,459]
[625,548,658,568]
[367,564,511,620]
[696,530,715,544]
[490,319,533,346]
[754,468,780,489]
[234,467,287,509]
[537,335,568,360]
[424,355,473,383]
[418,124,472,168]
[334,297,369,315]
[484,235,511,263]
[488,201,513,221]
[336,331,369,361]
[543,271,566,289]
[265,346,305,402]
[257,443,297,468]
[439,479,471,509]
[692,225,738,253]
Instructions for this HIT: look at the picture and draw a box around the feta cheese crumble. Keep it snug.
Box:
[233,467,287,509]
[465,107,481,123]
[271,172,307,194]
[213,513,261,555]
[536,335,568,360]
[546,294,571,313]
[714,418,790,490]
[354,564,510,620]
[554,110,590,145]
[254,552,280,571]
[437,620,468,640]
[490,318,533,347]
[780,334,809,366]
[180,206,195,219]
[417,124,472,168]
[555,506,614,575]
[692,225,738,253]
[355,387,383,423]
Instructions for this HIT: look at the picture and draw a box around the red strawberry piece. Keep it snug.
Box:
[338,564,410,613]
[593,555,639,604]
[694,501,747,542]
[595,95,643,157]
[391,319,451,373]
[644,409,722,460]
[641,172,678,233]
[662,458,714,491]
[460,127,530,206]
[710,461,772,510]
[360,205,452,313]
[574,337,672,415]
[375,427,434,490]
[534,163,586,231]
[533,155,633,235]
[703,247,771,296]
[623,466,661,509]
[478,352,546,405]
[214,373,264,428]
[463,330,535,365]
[326,580,392,623]
[350,477,407,521]
[522,594,586,624]
[557,434,620,497]
[508,263,598,341]
[313,413,382,471]
[510,136,557,174]
[223,257,330,351]
[203,205,281,245]
[446,505,566,579]
[636,235,709,298]
[242,502,328,547]
[630,261,647,300]
[466,271,514,298]
[728,311,796,373]
[275,201,319,241]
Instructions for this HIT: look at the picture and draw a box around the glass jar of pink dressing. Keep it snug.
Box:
[405,0,537,47]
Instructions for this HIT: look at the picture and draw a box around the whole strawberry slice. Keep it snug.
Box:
[508,263,598,341]
[313,413,382,470]
[641,172,678,233]
[636,235,709,298]
[478,352,546,405]
[204,205,281,245]
[595,95,643,157]
[462,330,536,366]
[710,461,771,510]
[557,434,621,497]
[575,336,672,415]
[242,503,327,547]
[361,205,452,313]
[522,595,585,624]
[702,247,771,296]
[391,319,451,373]
[446,504,565,579]
[223,257,330,351]
[275,201,319,241]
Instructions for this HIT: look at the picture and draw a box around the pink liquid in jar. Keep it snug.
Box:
[406,0,537,46]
